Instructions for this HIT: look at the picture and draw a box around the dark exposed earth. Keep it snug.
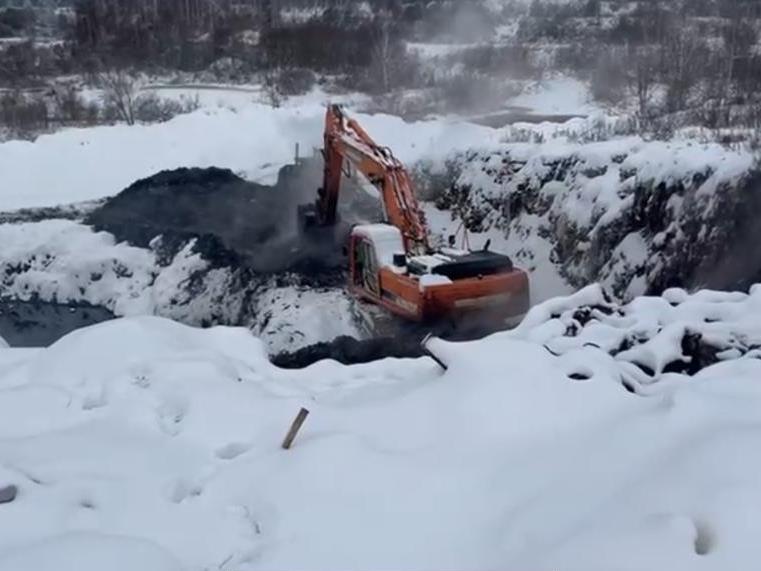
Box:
[86,159,382,275]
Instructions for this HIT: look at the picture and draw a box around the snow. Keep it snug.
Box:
[419,274,453,289]
[0,220,237,321]
[143,84,371,114]
[354,223,405,268]
[0,103,500,212]
[0,533,182,571]
[424,206,574,305]
[0,220,357,352]
[508,77,598,116]
[440,135,755,301]
[1,287,761,569]
[250,287,361,351]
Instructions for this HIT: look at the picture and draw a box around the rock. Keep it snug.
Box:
[0,485,17,504]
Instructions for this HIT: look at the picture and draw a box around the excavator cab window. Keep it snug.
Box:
[353,238,381,298]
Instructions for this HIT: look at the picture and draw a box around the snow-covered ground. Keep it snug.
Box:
[139,84,372,115]
[508,77,598,116]
[1,285,761,570]
[0,102,500,212]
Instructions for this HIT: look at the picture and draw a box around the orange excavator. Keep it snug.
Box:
[300,104,530,323]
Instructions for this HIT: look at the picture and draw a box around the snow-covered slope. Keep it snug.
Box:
[0,220,359,352]
[1,286,761,570]
[432,136,759,299]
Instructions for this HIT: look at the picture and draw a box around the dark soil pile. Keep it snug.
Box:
[86,160,382,275]
[271,335,427,368]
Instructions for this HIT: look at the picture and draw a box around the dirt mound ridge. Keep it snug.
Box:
[87,161,381,276]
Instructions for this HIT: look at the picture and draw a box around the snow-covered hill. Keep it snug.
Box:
[1,285,760,570]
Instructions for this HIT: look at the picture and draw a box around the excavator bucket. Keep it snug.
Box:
[297,202,319,234]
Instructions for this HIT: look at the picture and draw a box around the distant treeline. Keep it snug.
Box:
[2,0,761,134]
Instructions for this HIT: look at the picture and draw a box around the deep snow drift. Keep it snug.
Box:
[1,285,761,570]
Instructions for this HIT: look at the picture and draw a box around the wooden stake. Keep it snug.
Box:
[281,408,310,450]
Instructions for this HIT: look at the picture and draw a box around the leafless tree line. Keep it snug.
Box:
[580,0,761,133]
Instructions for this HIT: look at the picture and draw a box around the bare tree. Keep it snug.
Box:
[631,45,658,127]
[371,10,394,94]
[99,69,138,125]
[715,1,757,125]
[661,24,704,114]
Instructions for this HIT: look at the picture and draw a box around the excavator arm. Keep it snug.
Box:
[315,105,430,255]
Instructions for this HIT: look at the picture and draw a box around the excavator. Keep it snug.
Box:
[299,104,530,324]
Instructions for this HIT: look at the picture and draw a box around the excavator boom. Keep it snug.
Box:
[316,105,429,254]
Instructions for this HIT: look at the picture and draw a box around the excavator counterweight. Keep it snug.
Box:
[301,105,530,324]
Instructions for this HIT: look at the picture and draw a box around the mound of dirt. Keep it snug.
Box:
[87,160,382,274]
[271,335,427,368]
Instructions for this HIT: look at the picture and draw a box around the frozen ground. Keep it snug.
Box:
[1,285,761,570]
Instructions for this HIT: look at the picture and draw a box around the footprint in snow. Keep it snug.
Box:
[215,442,251,460]
[156,399,187,436]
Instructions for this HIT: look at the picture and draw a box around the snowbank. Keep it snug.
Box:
[0,104,499,211]
[1,288,761,569]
